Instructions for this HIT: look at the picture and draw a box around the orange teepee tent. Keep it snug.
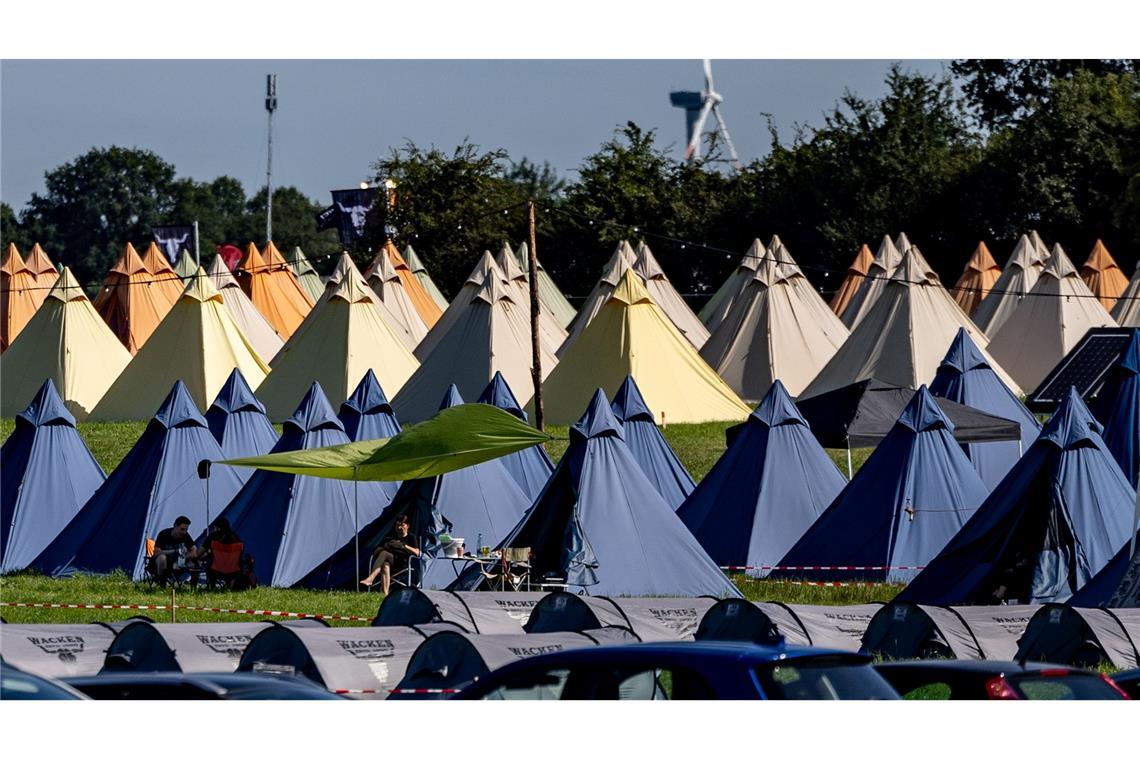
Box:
[93,243,178,353]
[234,242,310,339]
[262,240,315,313]
[1080,239,1129,311]
[829,244,874,316]
[952,241,1002,315]
[2,244,40,350]
[139,241,186,309]
[24,243,60,292]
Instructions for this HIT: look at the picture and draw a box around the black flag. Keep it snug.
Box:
[152,225,196,265]
[315,205,338,232]
[329,188,377,245]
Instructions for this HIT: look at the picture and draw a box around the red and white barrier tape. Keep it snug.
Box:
[0,602,170,611]
[0,601,372,623]
[387,688,461,695]
[720,565,924,571]
[178,605,372,623]
[334,689,382,695]
[759,580,889,587]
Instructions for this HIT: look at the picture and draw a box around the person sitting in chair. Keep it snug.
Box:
[200,517,246,588]
[360,514,421,594]
[151,515,200,585]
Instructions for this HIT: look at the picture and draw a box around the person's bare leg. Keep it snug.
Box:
[381,564,391,595]
[154,554,169,581]
[361,566,382,587]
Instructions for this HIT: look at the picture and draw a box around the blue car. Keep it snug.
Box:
[452,642,899,700]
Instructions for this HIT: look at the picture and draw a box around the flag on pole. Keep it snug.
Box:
[152,225,197,265]
[329,188,377,245]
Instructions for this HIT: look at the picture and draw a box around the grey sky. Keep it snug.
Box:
[1,60,949,212]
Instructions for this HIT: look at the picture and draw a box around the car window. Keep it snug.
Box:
[481,666,717,700]
[482,668,572,700]
[899,681,952,700]
[756,662,898,700]
[72,682,222,700]
[1010,674,1123,700]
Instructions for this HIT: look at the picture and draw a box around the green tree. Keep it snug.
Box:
[169,176,249,261]
[241,186,341,273]
[1,203,34,252]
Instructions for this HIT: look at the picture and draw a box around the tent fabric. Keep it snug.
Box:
[1,380,106,572]
[262,241,316,316]
[102,621,271,673]
[989,244,1117,392]
[1070,531,1140,607]
[392,273,559,424]
[634,242,710,349]
[1090,330,1140,486]
[285,246,326,303]
[512,241,578,328]
[24,243,60,290]
[774,387,990,583]
[840,235,903,328]
[372,588,548,633]
[338,369,402,442]
[138,242,186,312]
[475,372,554,501]
[559,241,640,356]
[1,244,44,350]
[796,379,1025,449]
[92,243,179,353]
[204,369,278,479]
[233,242,311,340]
[700,242,849,400]
[1080,239,1129,311]
[237,622,459,699]
[206,254,284,362]
[414,252,506,361]
[1109,541,1140,607]
[256,263,420,422]
[476,389,741,597]
[493,242,569,357]
[952,242,1002,316]
[217,382,398,588]
[363,246,431,345]
[699,239,765,330]
[32,381,246,580]
[0,267,131,420]
[610,375,695,510]
[173,250,197,280]
[380,239,442,328]
[973,232,1051,337]
[829,244,875,317]
[524,592,711,641]
[803,247,1021,399]
[0,624,120,678]
[1112,260,1140,327]
[1015,604,1140,669]
[539,269,751,425]
[698,602,883,652]
[860,602,1040,660]
[88,270,271,420]
[402,244,449,311]
[930,328,1041,490]
[695,599,785,645]
[678,380,847,576]
[898,387,1135,605]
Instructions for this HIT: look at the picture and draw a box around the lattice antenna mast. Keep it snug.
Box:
[265,74,278,243]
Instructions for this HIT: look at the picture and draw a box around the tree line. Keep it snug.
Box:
[4,61,1138,301]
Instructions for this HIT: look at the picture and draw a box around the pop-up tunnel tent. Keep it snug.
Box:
[0,623,121,678]
[1014,604,1140,669]
[338,369,401,442]
[1,380,106,573]
[524,592,716,641]
[475,372,553,501]
[101,621,283,673]
[694,599,784,646]
[389,628,641,698]
[610,375,695,510]
[859,602,1041,661]
[204,369,278,478]
[693,600,883,652]
[372,588,549,633]
[237,622,461,699]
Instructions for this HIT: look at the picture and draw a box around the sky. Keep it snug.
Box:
[1,59,949,213]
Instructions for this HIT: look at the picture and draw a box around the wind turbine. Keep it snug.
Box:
[669,59,741,169]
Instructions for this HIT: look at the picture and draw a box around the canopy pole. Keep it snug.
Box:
[354,468,361,590]
[1131,484,1139,561]
[528,200,544,432]
[845,443,853,479]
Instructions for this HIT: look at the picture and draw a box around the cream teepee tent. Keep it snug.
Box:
[207,255,285,361]
[402,244,449,310]
[840,235,903,328]
[1112,260,1140,327]
[635,241,710,349]
[972,232,1051,337]
[698,239,764,331]
[558,240,639,357]
[513,240,577,328]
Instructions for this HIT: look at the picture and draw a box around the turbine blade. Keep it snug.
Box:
[703,58,714,91]
[712,104,741,169]
[687,98,715,160]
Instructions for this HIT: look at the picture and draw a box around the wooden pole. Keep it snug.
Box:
[527,201,544,432]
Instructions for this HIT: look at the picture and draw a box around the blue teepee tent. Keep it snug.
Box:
[1,380,106,573]
[930,328,1040,490]
[1092,330,1140,487]
[773,387,989,583]
[462,389,740,597]
[32,380,245,580]
[676,380,846,577]
[1069,531,1140,607]
[303,385,532,589]
[338,368,401,442]
[899,387,1135,605]
[204,369,278,477]
[475,371,552,500]
[217,382,398,588]
[610,375,695,510]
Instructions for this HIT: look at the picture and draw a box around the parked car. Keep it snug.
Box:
[452,642,899,700]
[875,660,1131,700]
[1,660,89,700]
[1108,668,1140,699]
[63,671,344,700]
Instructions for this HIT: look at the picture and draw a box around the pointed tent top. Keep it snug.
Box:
[1029,230,1050,260]
[174,249,196,277]
[601,241,640,285]
[342,368,394,416]
[611,375,654,422]
[141,241,175,275]
[1040,386,1105,449]
[289,247,317,276]
[328,252,361,287]
[896,386,954,434]
[847,244,875,275]
[365,246,399,282]
[473,272,517,306]
[110,242,149,276]
[46,267,88,303]
[328,260,374,304]
[24,243,56,276]
[1043,243,1077,279]
[383,239,413,272]
[1007,234,1038,270]
[477,371,525,420]
[262,240,288,268]
[495,242,526,282]
[403,244,426,274]
[890,246,939,284]
[872,235,902,273]
[571,389,624,441]
[284,382,345,434]
[240,242,267,271]
[1082,239,1121,274]
[895,232,913,253]
[751,379,807,428]
[466,251,504,287]
[634,241,666,281]
[209,368,266,415]
[152,380,209,430]
[1,242,23,274]
[739,239,764,272]
[439,384,465,410]
[16,378,76,428]
[766,237,803,276]
[515,241,545,272]
[179,268,224,304]
[939,327,991,374]
[207,254,239,289]
[609,267,654,306]
[965,242,1000,274]
[768,234,786,252]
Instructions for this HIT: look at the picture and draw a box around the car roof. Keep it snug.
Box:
[64,671,336,695]
[875,660,1091,676]
[485,641,869,667]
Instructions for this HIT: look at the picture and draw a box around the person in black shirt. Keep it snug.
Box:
[151,515,199,585]
[361,514,421,594]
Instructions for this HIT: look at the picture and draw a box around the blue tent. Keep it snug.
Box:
[217,382,398,588]
[610,375,695,510]
[455,389,740,597]
[338,369,401,442]
[303,385,533,589]
[32,381,246,580]
[1092,330,1140,487]
[676,380,846,577]
[773,387,990,583]
[1069,531,1140,607]
[929,328,1040,491]
[899,387,1135,605]
[475,371,553,500]
[204,369,278,478]
[1,380,106,573]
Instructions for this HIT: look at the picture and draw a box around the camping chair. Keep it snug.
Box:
[143,538,197,588]
[479,548,531,592]
[205,541,245,589]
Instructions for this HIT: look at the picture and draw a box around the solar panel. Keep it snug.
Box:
[1027,327,1139,412]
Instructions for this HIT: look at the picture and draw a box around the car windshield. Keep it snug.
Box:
[1007,673,1125,700]
[755,661,898,700]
